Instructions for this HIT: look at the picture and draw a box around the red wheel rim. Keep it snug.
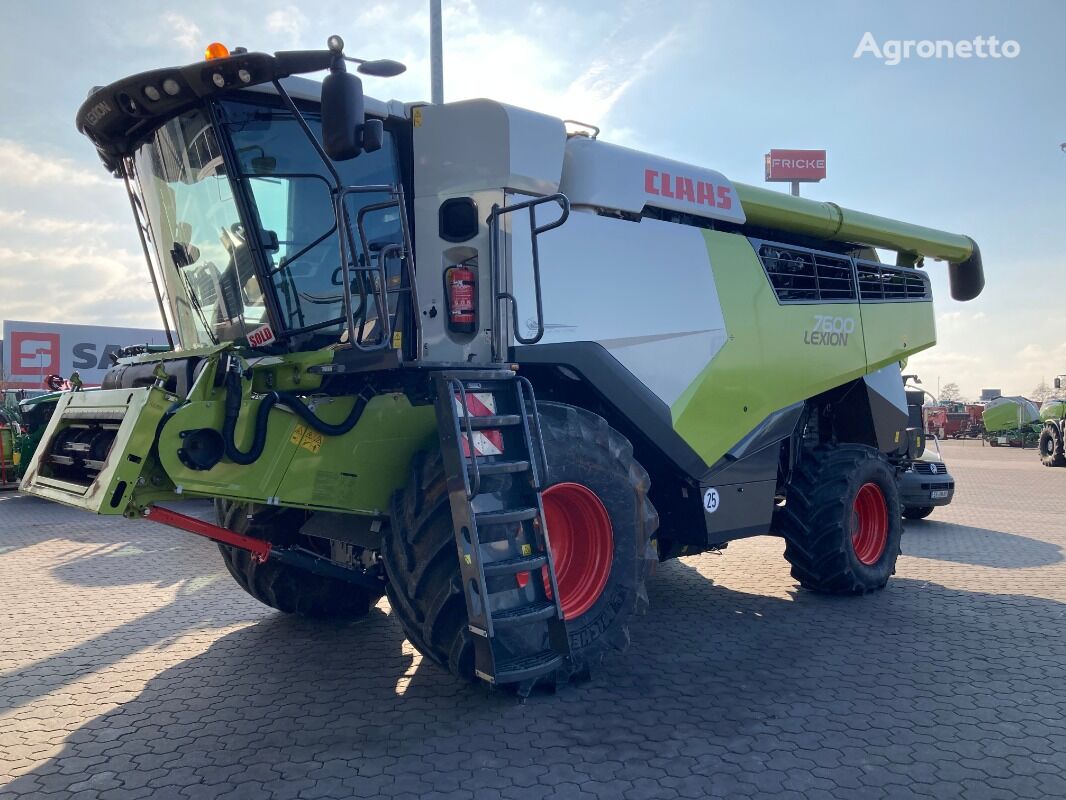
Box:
[541,482,614,620]
[851,482,888,565]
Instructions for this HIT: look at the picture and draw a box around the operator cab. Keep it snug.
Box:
[78,38,417,361]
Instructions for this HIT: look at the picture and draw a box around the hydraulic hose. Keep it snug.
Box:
[223,368,372,465]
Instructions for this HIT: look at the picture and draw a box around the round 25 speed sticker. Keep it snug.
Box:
[703,487,720,514]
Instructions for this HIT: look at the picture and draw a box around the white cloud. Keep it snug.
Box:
[0,209,120,237]
[0,139,108,188]
[266,6,309,42]
[910,305,1065,400]
[0,139,155,328]
[560,28,678,125]
[0,243,157,327]
[162,12,203,53]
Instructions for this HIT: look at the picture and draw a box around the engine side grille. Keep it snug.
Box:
[856,261,932,301]
[757,245,856,303]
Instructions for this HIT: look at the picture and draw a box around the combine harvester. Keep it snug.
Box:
[22,37,984,692]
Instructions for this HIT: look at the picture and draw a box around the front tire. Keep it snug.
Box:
[1038,426,1066,467]
[381,403,658,683]
[215,500,383,619]
[774,445,902,594]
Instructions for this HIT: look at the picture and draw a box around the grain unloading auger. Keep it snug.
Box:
[23,36,983,693]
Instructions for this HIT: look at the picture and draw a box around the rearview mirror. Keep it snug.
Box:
[361,118,383,154]
[321,70,365,161]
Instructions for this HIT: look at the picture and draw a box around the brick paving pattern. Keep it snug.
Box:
[1,440,1064,799]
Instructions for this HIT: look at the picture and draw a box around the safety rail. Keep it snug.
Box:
[335,183,420,357]
[488,193,570,359]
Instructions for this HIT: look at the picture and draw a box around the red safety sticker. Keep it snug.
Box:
[455,392,504,456]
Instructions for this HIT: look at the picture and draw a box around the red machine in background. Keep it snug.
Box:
[924,403,985,439]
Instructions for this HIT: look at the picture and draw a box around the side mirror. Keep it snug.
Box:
[361,118,383,154]
[321,69,365,161]
[260,229,280,253]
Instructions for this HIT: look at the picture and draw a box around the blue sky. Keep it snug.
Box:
[1,0,1063,398]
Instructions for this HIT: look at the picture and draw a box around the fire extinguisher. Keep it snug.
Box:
[445,264,477,334]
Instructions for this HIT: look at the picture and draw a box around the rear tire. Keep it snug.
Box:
[903,506,935,520]
[774,445,902,594]
[1038,426,1066,467]
[215,500,383,619]
[381,402,658,683]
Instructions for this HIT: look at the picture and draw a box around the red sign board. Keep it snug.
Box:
[765,149,827,182]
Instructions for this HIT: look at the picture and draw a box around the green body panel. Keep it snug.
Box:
[734,184,974,263]
[158,390,435,514]
[157,393,309,504]
[858,303,936,371]
[1040,400,1066,422]
[150,350,437,513]
[671,231,936,466]
[246,350,331,393]
[274,393,437,514]
[21,347,437,518]
[19,387,179,513]
[672,232,867,465]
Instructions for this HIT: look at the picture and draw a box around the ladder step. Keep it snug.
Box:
[494,650,565,684]
[492,599,556,627]
[475,507,538,526]
[468,459,530,476]
[466,414,522,430]
[483,553,547,577]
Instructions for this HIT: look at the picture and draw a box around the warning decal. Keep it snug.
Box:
[455,392,504,457]
[290,424,324,454]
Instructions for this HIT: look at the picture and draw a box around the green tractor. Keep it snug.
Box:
[1038,379,1066,467]
[22,37,985,692]
[1,390,61,488]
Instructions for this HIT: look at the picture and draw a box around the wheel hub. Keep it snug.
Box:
[541,482,614,619]
[851,482,888,565]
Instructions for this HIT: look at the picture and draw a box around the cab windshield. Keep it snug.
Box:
[134,108,266,348]
[132,94,403,349]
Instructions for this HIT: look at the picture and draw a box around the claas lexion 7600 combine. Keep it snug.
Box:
[23,36,984,692]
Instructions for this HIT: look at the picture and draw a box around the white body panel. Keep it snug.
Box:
[414,100,566,197]
[412,100,568,363]
[560,137,746,226]
[511,210,728,407]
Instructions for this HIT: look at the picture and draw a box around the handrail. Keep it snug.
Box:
[489,193,569,350]
[334,184,418,355]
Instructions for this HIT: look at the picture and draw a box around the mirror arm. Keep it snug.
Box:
[270,79,344,191]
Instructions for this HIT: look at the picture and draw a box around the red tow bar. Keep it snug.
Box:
[144,505,272,562]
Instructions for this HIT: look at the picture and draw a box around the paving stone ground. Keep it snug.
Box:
[1,439,1064,799]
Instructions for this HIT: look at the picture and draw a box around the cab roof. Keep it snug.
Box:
[76,49,407,173]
